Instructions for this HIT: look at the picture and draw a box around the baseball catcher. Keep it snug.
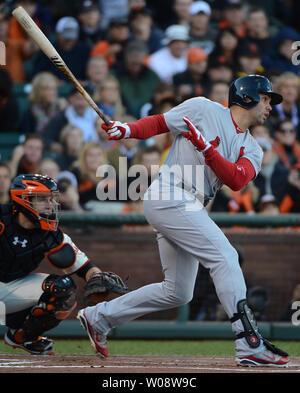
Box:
[0,174,128,355]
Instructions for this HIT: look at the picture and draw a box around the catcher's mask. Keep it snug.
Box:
[10,174,60,231]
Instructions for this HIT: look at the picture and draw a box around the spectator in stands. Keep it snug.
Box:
[122,145,162,212]
[236,41,264,78]
[0,162,11,204]
[8,0,53,39]
[148,24,189,83]
[127,0,146,11]
[268,72,300,140]
[0,68,19,132]
[271,120,300,203]
[262,27,300,76]
[168,0,193,28]
[173,46,208,102]
[21,72,67,135]
[113,40,160,118]
[95,117,118,151]
[98,0,129,32]
[250,124,278,201]
[38,157,61,180]
[43,86,98,152]
[93,75,126,119]
[77,0,103,46]
[84,55,109,94]
[227,183,259,215]
[107,137,140,181]
[218,0,247,39]
[279,165,300,213]
[206,57,234,84]
[188,0,217,55]
[137,144,161,196]
[140,81,175,118]
[71,141,111,206]
[207,80,229,107]
[244,7,273,56]
[56,172,84,212]
[55,124,84,171]
[128,7,165,54]
[209,27,240,71]
[32,17,90,81]
[0,4,37,83]
[90,17,130,68]
[8,133,44,178]
[258,194,279,215]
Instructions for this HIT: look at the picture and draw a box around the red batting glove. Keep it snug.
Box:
[101,121,131,140]
[181,116,211,152]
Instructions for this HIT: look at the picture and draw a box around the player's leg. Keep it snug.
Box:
[143,193,289,365]
[83,233,199,334]
[1,273,77,355]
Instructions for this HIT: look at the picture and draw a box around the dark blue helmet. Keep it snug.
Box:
[229,75,282,109]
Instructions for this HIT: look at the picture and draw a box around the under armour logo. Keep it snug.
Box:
[12,236,28,248]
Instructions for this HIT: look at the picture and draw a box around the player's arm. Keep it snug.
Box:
[101,114,169,140]
[45,231,129,305]
[182,117,256,191]
[45,230,101,280]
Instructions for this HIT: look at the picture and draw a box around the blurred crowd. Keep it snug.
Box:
[0,0,300,214]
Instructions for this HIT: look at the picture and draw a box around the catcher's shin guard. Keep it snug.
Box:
[7,274,77,342]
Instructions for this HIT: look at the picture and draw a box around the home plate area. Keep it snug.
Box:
[0,354,300,373]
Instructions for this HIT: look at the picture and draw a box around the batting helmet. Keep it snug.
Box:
[10,174,60,231]
[228,75,282,109]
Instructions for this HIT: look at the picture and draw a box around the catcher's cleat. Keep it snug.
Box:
[4,330,55,355]
[77,309,108,358]
[236,349,290,367]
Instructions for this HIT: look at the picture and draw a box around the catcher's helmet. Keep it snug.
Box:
[10,174,60,231]
[228,75,282,109]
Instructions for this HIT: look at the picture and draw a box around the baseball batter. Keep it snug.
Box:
[78,75,290,367]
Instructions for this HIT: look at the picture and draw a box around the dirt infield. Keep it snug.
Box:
[0,353,299,373]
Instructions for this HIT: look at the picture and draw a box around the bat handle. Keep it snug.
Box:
[88,99,111,125]
[97,111,111,126]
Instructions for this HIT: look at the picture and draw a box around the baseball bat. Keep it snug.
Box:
[12,6,111,125]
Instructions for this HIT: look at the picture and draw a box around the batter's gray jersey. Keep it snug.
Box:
[160,97,263,203]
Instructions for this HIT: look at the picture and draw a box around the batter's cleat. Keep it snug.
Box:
[236,349,290,367]
[4,330,55,355]
[77,309,108,358]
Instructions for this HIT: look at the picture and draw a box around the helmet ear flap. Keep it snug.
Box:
[242,94,254,104]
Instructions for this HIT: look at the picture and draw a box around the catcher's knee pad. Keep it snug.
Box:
[9,275,77,342]
[38,274,77,320]
[230,299,261,348]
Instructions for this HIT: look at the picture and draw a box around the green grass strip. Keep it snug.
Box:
[0,339,298,357]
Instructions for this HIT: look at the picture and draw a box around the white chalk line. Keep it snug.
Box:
[0,364,299,372]
[0,361,299,372]
[0,356,299,372]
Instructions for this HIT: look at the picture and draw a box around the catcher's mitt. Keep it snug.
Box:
[84,272,129,306]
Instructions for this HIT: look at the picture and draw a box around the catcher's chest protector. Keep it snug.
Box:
[0,204,63,283]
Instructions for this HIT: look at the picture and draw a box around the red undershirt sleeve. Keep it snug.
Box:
[203,147,256,191]
[128,114,169,139]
